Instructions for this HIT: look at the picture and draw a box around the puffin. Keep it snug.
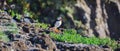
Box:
[54,16,62,28]
[49,16,62,33]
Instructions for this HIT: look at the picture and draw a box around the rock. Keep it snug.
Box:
[7,33,13,39]
[22,17,34,23]
[35,44,46,51]
[115,48,120,51]
[1,45,9,51]
[29,34,58,51]
[22,25,30,33]
[0,11,11,23]
[10,4,15,9]
[41,34,58,51]
[55,41,112,51]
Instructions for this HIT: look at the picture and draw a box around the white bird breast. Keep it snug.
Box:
[54,20,62,28]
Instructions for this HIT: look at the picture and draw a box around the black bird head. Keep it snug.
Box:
[57,16,62,21]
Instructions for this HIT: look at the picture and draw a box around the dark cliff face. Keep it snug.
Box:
[53,0,120,39]
[68,0,120,39]
[105,1,120,40]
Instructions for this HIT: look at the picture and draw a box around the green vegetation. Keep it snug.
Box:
[50,29,118,49]
[34,23,49,29]
[4,23,19,34]
[0,31,9,42]
[0,23,19,42]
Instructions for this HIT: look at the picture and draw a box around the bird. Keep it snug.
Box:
[49,16,62,33]
[54,16,62,29]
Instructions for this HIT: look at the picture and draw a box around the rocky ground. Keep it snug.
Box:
[0,11,115,51]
